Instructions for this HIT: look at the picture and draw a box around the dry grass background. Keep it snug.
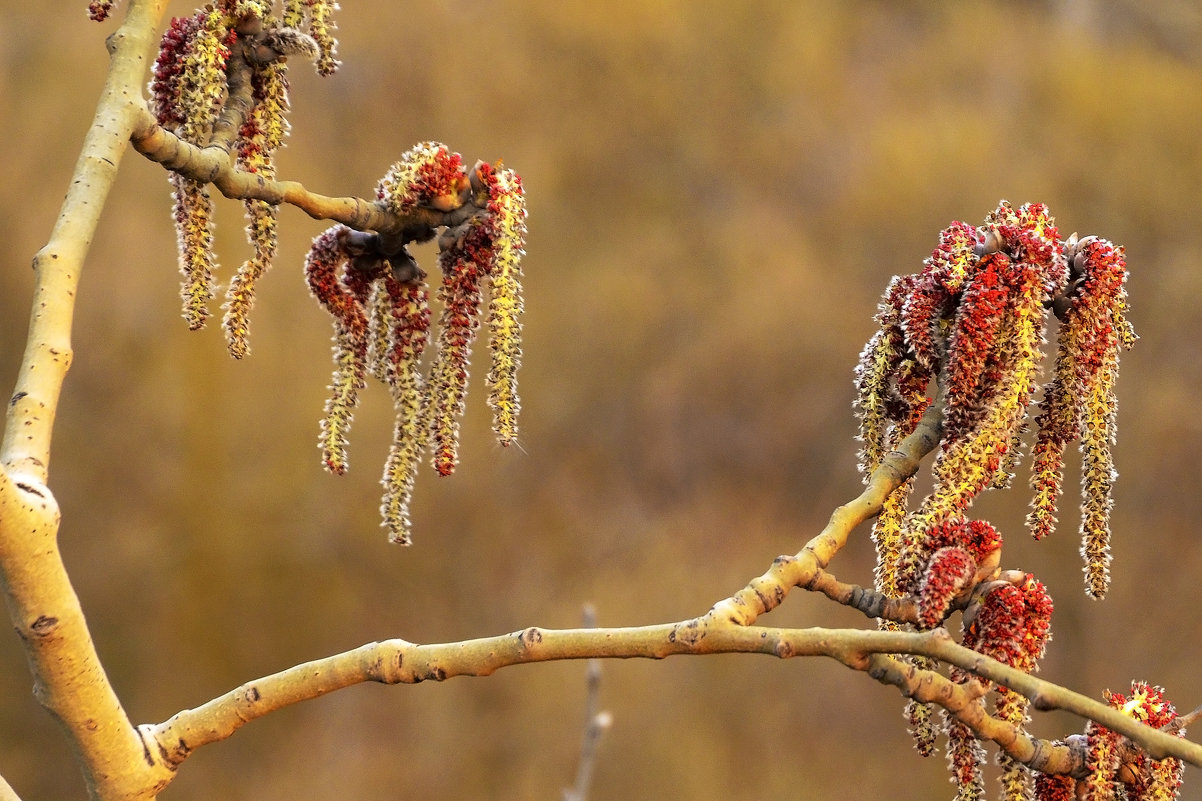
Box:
[1,2,1200,798]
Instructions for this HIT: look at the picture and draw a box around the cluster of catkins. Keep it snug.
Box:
[112,1,527,544]
[853,203,1181,800]
[305,144,526,544]
[857,201,1135,601]
[1037,682,1185,801]
[104,1,531,543]
[143,0,339,355]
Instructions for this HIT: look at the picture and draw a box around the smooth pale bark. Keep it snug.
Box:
[0,3,177,800]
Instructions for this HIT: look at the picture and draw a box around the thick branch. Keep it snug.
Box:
[0,3,177,800]
[0,772,22,801]
[143,623,1202,774]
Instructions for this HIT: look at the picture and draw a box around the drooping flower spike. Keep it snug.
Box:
[151,10,234,330]
[1029,235,1136,597]
[97,9,523,545]
[223,53,293,357]
[945,574,1053,800]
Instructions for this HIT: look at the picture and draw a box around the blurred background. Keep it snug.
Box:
[2,1,1201,798]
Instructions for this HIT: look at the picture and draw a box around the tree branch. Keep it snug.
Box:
[692,392,944,630]
[0,770,24,801]
[0,2,177,799]
[128,106,474,239]
[142,622,1202,774]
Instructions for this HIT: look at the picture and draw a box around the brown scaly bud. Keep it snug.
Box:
[259,28,320,61]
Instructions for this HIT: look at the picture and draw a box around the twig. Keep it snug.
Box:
[562,605,612,801]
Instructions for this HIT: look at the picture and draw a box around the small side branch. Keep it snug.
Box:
[695,394,945,629]
[803,567,919,625]
[129,107,470,238]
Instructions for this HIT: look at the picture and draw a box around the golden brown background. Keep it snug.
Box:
[1,2,1200,798]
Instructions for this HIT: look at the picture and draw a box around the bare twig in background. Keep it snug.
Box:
[563,604,613,801]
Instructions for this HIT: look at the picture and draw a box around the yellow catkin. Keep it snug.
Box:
[173,175,216,330]
[855,331,897,475]
[377,281,430,543]
[223,200,277,358]
[1079,351,1119,598]
[871,479,911,599]
[319,329,364,474]
[485,170,527,445]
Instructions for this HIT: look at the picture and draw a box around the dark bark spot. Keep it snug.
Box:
[31,615,58,635]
